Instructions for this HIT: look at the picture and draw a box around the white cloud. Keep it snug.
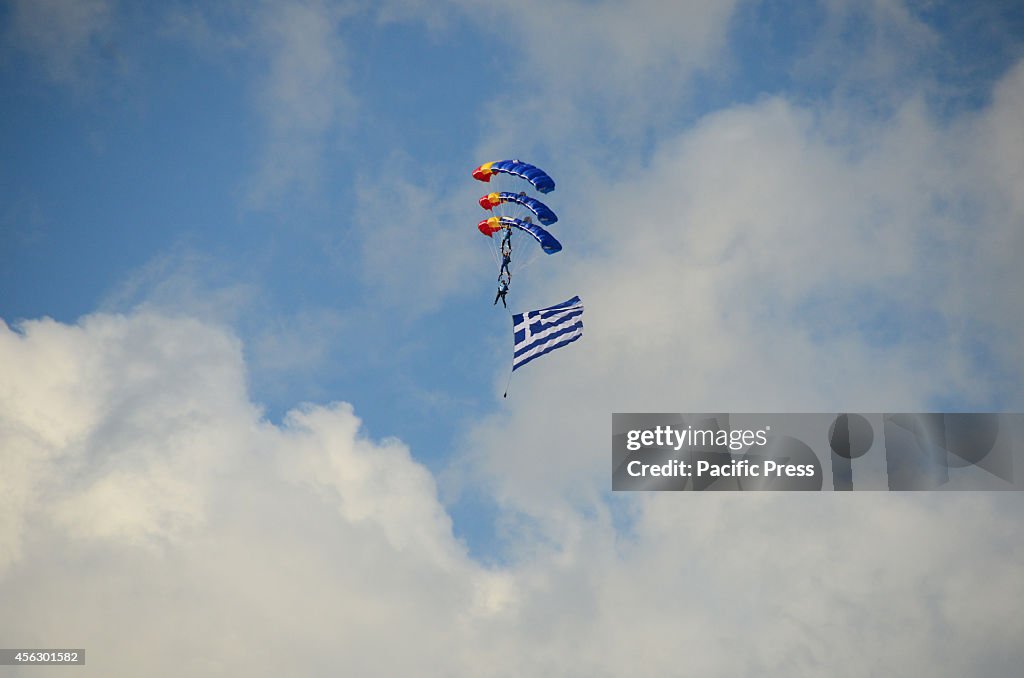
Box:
[485,0,736,93]
[794,0,940,100]
[465,0,735,94]
[101,248,258,324]
[3,0,116,89]
[352,172,483,312]
[0,310,497,674]
[250,307,349,373]
[244,0,356,208]
[367,0,739,154]
[1,308,1022,676]
[0,312,249,569]
[160,1,357,210]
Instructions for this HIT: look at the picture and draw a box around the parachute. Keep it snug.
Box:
[478,216,562,254]
[479,192,558,226]
[472,159,560,308]
[472,160,555,194]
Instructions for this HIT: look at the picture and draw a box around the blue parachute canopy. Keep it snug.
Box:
[514,218,562,254]
[479,191,559,225]
[479,216,562,254]
[473,159,556,194]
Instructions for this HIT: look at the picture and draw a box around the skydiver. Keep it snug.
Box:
[494,275,510,308]
[500,226,512,248]
[500,240,512,276]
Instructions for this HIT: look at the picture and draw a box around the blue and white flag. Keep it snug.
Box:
[512,296,583,371]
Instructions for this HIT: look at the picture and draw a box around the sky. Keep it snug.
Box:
[1,0,1023,675]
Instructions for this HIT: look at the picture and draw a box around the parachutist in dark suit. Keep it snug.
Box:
[494,276,510,307]
[500,241,512,276]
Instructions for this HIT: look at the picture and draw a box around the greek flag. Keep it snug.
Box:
[512,296,583,371]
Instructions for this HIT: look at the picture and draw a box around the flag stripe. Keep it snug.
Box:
[512,296,582,329]
[514,320,582,359]
[514,308,584,344]
[513,329,583,371]
[514,306,583,331]
[513,295,580,320]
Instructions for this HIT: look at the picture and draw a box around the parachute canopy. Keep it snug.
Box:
[472,160,555,194]
[478,216,562,254]
[479,192,558,225]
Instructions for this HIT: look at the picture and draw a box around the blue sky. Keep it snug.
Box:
[2,1,1024,675]
[3,1,501,441]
